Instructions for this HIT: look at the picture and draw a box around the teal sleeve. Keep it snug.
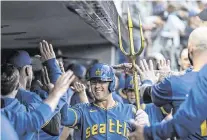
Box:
[2,103,52,135]
[61,103,82,127]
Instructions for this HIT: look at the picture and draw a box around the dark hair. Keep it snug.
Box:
[1,64,19,96]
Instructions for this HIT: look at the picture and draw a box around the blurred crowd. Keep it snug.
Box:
[119,0,206,70]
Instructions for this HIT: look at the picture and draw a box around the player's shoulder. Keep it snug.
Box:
[169,71,198,85]
[162,71,197,84]
[72,102,92,110]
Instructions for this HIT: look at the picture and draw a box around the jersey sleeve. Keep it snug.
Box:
[61,103,84,127]
[151,77,173,107]
[43,58,62,84]
[2,103,52,136]
[144,64,207,139]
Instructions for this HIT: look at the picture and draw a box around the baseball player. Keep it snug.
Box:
[122,75,136,105]
[136,27,207,139]
[61,63,149,139]
[1,63,75,139]
[7,40,71,139]
[129,64,207,140]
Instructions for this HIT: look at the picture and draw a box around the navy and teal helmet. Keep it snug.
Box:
[125,75,134,89]
[87,63,115,92]
[67,63,86,79]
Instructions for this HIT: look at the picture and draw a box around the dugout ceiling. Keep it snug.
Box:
[1,1,110,49]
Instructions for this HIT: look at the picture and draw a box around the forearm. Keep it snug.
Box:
[79,92,89,103]
[44,92,61,112]
[44,58,62,84]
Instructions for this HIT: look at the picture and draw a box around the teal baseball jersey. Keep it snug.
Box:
[62,102,136,139]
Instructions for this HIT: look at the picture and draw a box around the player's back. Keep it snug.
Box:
[74,102,136,140]
[153,71,207,139]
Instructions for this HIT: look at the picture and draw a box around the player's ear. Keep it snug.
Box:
[25,66,30,76]
[25,66,32,77]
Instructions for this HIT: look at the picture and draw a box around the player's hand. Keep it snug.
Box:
[71,82,89,103]
[37,66,54,93]
[40,40,56,62]
[57,59,65,73]
[71,82,86,94]
[135,109,150,126]
[161,109,173,123]
[51,70,75,98]
[158,59,171,72]
[156,59,171,82]
[136,59,159,84]
[112,63,133,74]
[128,119,145,140]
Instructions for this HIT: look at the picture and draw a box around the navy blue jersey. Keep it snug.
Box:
[62,102,136,140]
[144,64,207,140]
[144,103,164,125]
[14,58,67,140]
[150,71,207,139]
[1,102,52,140]
[151,71,198,113]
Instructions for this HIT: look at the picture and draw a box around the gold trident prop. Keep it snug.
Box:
[118,7,145,110]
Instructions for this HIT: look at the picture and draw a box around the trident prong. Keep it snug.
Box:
[136,13,145,55]
[117,7,145,110]
[118,16,130,56]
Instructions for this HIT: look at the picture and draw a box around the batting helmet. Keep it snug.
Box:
[125,75,134,89]
[67,64,87,79]
[87,63,115,92]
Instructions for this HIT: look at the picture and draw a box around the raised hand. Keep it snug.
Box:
[158,59,171,72]
[71,82,89,103]
[40,40,56,62]
[135,59,159,84]
[37,66,54,92]
[57,59,65,73]
[72,82,86,94]
[157,59,175,82]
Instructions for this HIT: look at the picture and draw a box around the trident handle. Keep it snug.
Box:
[118,7,145,110]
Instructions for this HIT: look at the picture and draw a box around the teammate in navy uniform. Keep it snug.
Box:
[129,26,207,140]
[1,63,75,139]
[129,64,207,140]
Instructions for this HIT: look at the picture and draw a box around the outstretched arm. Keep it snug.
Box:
[2,70,75,135]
